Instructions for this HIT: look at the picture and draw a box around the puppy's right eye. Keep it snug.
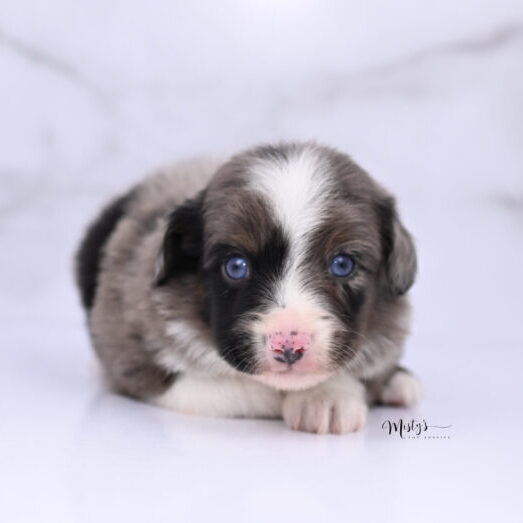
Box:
[223,256,250,280]
[330,253,355,278]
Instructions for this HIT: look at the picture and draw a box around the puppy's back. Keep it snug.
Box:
[75,189,136,310]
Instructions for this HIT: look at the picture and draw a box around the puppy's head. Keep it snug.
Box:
[155,143,416,390]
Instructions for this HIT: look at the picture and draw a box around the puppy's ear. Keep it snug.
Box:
[153,191,205,286]
[378,197,417,296]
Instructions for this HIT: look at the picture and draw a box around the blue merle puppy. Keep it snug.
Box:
[75,142,422,434]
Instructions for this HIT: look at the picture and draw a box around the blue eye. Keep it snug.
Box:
[330,254,355,277]
[224,256,250,280]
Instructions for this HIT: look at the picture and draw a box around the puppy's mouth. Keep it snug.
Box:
[243,343,337,390]
[252,369,332,391]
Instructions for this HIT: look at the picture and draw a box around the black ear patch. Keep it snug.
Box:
[154,191,205,285]
[377,197,417,296]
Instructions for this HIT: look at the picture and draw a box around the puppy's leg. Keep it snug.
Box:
[282,374,368,434]
[370,366,424,407]
[153,374,283,419]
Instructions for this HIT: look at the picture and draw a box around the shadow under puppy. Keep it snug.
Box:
[76,142,422,434]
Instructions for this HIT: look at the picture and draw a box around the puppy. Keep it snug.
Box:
[75,142,422,434]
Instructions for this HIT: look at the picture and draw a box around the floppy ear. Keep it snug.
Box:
[378,197,417,296]
[153,191,205,286]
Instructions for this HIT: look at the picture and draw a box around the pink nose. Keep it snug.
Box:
[268,330,312,366]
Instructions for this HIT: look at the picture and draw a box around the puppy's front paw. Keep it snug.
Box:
[379,370,423,407]
[282,387,367,434]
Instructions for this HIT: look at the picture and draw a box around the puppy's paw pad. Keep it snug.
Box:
[380,371,423,407]
[283,393,367,434]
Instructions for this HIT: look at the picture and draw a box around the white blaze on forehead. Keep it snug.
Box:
[249,146,332,309]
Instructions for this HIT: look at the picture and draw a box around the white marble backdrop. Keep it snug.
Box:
[1,1,523,522]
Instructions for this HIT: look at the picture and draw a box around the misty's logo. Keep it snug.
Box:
[381,418,452,439]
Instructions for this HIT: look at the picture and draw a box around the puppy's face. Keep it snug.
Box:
[156,144,416,390]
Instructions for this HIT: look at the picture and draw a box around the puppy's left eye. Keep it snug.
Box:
[330,254,355,277]
[224,256,250,280]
